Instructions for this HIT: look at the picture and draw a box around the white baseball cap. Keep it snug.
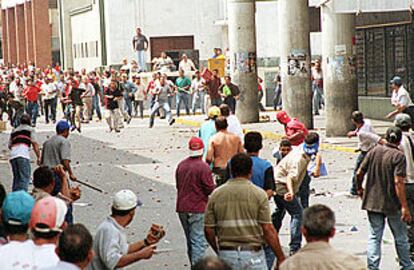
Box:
[112,190,138,211]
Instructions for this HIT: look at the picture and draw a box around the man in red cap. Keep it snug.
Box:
[176,137,216,266]
[276,111,308,147]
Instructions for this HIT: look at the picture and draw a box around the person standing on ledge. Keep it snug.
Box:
[132,27,149,72]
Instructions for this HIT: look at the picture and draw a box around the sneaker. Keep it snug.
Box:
[169,119,175,126]
[77,127,81,133]
[115,129,121,133]
[71,126,76,132]
[127,117,132,124]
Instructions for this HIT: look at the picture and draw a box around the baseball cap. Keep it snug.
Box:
[112,190,139,211]
[390,76,403,86]
[30,197,68,233]
[56,120,70,133]
[276,111,291,125]
[208,106,221,119]
[395,113,412,128]
[188,137,204,157]
[2,191,35,226]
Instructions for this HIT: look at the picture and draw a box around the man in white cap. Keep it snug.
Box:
[89,189,165,270]
[176,137,215,266]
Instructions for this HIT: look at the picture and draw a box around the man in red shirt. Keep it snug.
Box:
[176,137,215,267]
[276,111,308,146]
[23,78,41,126]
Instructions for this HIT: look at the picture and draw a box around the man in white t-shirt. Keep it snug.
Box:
[42,77,58,124]
[179,54,196,76]
[347,111,384,195]
[191,71,206,115]
[387,76,414,128]
[395,113,414,257]
[0,197,67,270]
[219,104,244,141]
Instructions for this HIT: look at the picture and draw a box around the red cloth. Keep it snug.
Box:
[175,157,215,213]
[23,86,41,102]
[285,118,309,146]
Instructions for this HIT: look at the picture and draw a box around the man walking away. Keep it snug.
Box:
[206,69,222,108]
[9,114,40,191]
[206,117,243,186]
[347,111,383,196]
[273,133,320,255]
[176,137,216,266]
[357,127,414,270]
[133,76,147,118]
[42,77,58,124]
[205,153,286,269]
[44,224,94,270]
[219,76,240,114]
[395,113,414,259]
[104,80,123,133]
[68,80,85,133]
[120,73,136,121]
[280,204,366,270]
[198,106,220,160]
[132,27,149,72]
[220,104,243,141]
[244,132,276,269]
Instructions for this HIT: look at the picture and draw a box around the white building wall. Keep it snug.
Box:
[71,4,101,71]
[256,1,279,58]
[104,0,224,66]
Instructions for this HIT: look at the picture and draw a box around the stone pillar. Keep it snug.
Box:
[322,2,357,137]
[278,0,313,128]
[15,4,26,65]
[6,7,17,65]
[32,0,52,67]
[24,1,34,64]
[227,0,259,123]
[2,9,9,64]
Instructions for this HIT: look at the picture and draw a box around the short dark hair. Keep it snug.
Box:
[303,204,335,238]
[20,114,31,125]
[33,166,54,189]
[386,126,403,144]
[224,75,231,81]
[244,132,263,153]
[193,256,232,270]
[305,132,320,145]
[4,223,29,236]
[279,139,292,148]
[215,116,228,131]
[32,229,60,240]
[58,224,93,264]
[351,111,364,124]
[111,207,134,217]
[230,153,252,178]
[219,104,230,117]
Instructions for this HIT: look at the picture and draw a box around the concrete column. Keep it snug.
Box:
[6,7,17,65]
[322,2,357,137]
[32,0,52,67]
[227,0,259,123]
[24,1,34,64]
[15,4,27,65]
[2,9,9,64]
[278,0,313,128]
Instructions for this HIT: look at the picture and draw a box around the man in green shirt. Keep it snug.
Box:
[175,69,192,117]
[205,153,286,269]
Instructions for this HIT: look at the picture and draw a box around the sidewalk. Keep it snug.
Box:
[176,109,392,153]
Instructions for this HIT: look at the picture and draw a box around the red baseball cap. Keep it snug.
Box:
[30,197,68,233]
[189,137,204,157]
[276,111,291,125]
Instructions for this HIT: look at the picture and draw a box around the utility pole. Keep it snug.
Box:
[227,0,259,123]
[278,0,313,128]
[321,2,357,136]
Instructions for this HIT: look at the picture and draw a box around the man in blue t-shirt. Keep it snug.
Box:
[198,106,221,160]
[244,131,276,269]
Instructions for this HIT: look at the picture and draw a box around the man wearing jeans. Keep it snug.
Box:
[357,127,414,270]
[273,133,319,255]
[205,153,285,270]
[23,79,41,126]
[175,69,192,117]
[395,114,414,258]
[149,75,175,128]
[176,137,215,266]
[132,27,149,72]
[9,114,40,191]
[191,71,206,115]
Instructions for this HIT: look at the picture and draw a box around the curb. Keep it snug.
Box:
[175,118,357,154]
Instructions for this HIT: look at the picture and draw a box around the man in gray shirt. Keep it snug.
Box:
[149,74,175,128]
[132,27,149,72]
[89,190,165,270]
[41,120,77,224]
